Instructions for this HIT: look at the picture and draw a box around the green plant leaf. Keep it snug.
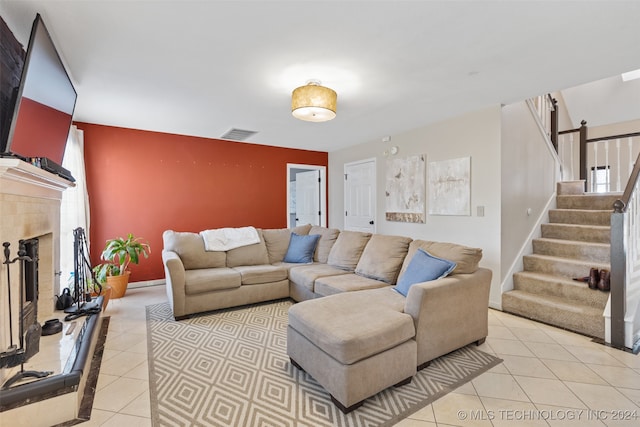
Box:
[98,233,150,276]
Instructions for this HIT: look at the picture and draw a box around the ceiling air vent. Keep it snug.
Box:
[220,128,258,141]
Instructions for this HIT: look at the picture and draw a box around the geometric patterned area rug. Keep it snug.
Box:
[146,300,502,427]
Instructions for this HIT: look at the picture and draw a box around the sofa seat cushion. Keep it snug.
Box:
[184,268,241,295]
[355,234,412,284]
[288,291,415,365]
[327,231,372,271]
[271,261,306,271]
[163,230,226,269]
[314,273,390,297]
[232,265,288,285]
[288,264,350,291]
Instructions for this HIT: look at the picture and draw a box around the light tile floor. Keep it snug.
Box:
[77,285,639,427]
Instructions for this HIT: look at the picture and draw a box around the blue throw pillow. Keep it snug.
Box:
[283,233,321,264]
[394,249,457,296]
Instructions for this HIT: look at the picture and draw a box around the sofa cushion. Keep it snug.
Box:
[314,273,390,297]
[288,290,415,365]
[327,230,372,271]
[262,225,312,264]
[355,234,412,284]
[288,264,351,291]
[226,230,270,267]
[401,240,482,275]
[232,265,288,285]
[309,226,340,263]
[395,249,456,297]
[184,267,241,295]
[163,230,226,270]
[283,233,320,263]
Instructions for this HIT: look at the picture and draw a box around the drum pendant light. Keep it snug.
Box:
[291,80,337,122]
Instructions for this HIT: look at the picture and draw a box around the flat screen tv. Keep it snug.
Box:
[1,13,77,166]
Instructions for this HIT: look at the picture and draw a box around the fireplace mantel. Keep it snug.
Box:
[0,158,74,198]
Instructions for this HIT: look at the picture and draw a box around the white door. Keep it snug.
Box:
[344,159,376,232]
[295,170,321,226]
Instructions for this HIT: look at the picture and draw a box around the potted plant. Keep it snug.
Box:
[93,233,151,298]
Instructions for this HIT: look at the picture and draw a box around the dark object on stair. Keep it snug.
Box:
[572,276,589,282]
[41,319,62,336]
[588,268,600,290]
[598,269,610,292]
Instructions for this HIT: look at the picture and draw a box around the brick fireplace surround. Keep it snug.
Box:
[0,158,102,425]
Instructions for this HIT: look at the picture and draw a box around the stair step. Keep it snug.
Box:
[502,290,605,339]
[549,209,612,226]
[557,181,586,195]
[541,223,610,244]
[556,194,622,210]
[532,238,610,263]
[523,254,609,279]
[513,271,610,308]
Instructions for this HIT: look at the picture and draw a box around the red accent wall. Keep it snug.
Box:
[10,97,72,163]
[77,123,328,282]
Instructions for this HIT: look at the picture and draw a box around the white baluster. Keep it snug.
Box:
[570,133,575,181]
[616,139,621,192]
[593,141,599,192]
[605,140,610,192]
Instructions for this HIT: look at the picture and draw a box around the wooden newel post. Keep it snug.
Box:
[550,98,558,152]
[579,120,588,192]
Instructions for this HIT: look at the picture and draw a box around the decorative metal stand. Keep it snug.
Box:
[63,228,101,320]
[0,241,52,389]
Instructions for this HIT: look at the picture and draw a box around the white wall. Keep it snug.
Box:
[500,102,558,289]
[329,106,503,307]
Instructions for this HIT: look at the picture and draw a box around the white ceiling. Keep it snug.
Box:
[1,1,639,152]
[561,74,640,129]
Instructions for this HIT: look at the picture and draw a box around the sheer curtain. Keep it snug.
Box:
[60,125,90,292]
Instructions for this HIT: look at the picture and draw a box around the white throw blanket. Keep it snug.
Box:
[200,226,260,251]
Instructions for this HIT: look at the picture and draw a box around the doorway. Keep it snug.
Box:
[287,164,327,228]
[344,158,376,233]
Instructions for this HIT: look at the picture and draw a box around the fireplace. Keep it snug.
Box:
[0,159,66,385]
[20,238,39,340]
[0,158,105,425]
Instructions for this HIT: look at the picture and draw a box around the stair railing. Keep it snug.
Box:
[610,150,640,349]
[526,95,562,185]
[559,120,640,193]
[531,94,558,149]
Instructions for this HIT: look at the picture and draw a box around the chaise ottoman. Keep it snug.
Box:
[287,290,417,412]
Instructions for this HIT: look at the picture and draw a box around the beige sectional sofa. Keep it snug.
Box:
[162,224,492,412]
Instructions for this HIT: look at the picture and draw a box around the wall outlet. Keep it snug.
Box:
[477,206,485,217]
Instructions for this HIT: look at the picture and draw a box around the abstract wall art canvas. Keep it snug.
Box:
[428,157,471,216]
[385,154,426,223]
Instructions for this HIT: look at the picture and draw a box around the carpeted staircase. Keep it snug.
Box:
[502,182,619,339]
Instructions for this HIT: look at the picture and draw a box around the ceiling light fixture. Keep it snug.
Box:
[291,80,337,122]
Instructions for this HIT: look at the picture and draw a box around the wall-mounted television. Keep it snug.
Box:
[1,13,77,169]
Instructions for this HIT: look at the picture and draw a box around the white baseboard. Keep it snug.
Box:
[129,278,165,289]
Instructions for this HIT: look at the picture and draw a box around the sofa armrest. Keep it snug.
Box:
[404,267,492,366]
[162,249,187,318]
